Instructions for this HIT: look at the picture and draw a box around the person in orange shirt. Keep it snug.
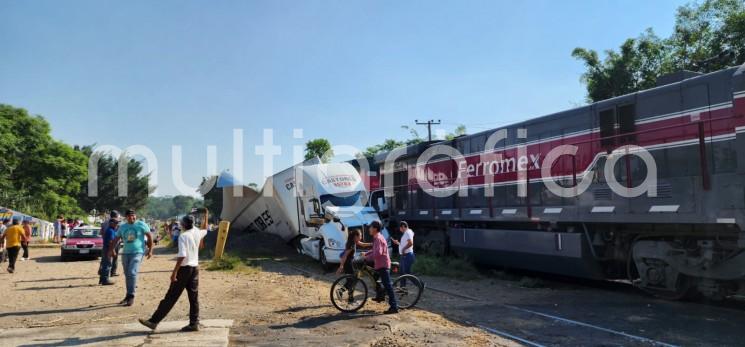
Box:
[21,219,32,260]
[0,219,27,273]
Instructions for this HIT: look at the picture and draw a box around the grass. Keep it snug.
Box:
[410,254,482,280]
[487,269,547,288]
[204,254,261,275]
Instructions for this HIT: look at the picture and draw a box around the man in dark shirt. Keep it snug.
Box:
[100,211,121,277]
[98,218,119,285]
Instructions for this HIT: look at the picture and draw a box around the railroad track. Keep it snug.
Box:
[275,261,677,347]
[425,284,679,347]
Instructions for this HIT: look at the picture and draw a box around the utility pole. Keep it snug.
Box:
[415,119,441,141]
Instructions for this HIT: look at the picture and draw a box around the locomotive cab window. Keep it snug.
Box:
[599,108,616,147]
[618,103,636,143]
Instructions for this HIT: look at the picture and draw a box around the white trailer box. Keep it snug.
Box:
[202,158,388,268]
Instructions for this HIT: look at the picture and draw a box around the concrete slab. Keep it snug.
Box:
[0,319,233,347]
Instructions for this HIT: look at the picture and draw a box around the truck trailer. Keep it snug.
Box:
[201,158,390,269]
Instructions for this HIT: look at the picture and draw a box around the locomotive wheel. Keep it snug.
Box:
[627,245,698,301]
[641,274,697,301]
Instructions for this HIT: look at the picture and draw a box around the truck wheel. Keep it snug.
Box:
[293,236,304,255]
[319,239,332,272]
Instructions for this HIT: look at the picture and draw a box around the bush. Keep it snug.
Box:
[410,254,481,280]
[517,276,546,288]
[205,254,260,275]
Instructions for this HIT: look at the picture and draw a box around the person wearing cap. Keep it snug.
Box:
[98,218,120,285]
[108,209,153,306]
[139,214,208,332]
[100,211,121,277]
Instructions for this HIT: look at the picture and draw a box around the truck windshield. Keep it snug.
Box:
[320,191,362,207]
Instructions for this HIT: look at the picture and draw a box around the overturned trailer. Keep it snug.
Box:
[201,158,389,268]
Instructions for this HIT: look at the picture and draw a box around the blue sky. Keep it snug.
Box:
[1,0,684,196]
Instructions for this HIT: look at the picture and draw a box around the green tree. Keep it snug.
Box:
[0,104,88,219]
[361,125,467,157]
[445,124,467,140]
[76,145,153,214]
[200,176,224,222]
[572,29,669,102]
[362,139,405,158]
[573,0,745,102]
[172,195,193,213]
[143,196,174,220]
[142,195,201,220]
[304,138,333,163]
[669,0,745,71]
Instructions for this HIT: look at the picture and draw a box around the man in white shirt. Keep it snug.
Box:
[392,221,415,286]
[139,215,208,332]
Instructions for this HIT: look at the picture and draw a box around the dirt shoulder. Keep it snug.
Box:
[0,245,509,347]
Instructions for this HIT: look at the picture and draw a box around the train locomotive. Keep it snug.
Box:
[356,64,745,300]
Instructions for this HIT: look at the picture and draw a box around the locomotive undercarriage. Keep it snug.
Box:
[403,219,745,300]
[579,222,744,299]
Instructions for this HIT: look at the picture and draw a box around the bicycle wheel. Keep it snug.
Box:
[330,275,368,312]
[392,274,423,309]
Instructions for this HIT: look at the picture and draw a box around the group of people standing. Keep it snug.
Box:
[0,218,33,273]
[53,215,84,243]
[97,209,154,307]
[337,220,416,314]
[96,209,208,332]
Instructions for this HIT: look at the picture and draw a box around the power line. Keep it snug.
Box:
[415,119,441,141]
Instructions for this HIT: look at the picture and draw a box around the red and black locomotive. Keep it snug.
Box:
[356,64,745,300]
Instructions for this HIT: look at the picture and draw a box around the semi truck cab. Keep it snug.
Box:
[294,163,390,269]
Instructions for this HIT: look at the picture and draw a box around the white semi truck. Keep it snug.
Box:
[201,158,390,269]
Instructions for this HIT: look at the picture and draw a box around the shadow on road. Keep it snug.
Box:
[17,327,193,347]
[274,305,328,314]
[268,312,377,330]
[21,284,97,291]
[32,256,64,263]
[0,303,121,319]
[15,276,99,283]
[18,331,147,347]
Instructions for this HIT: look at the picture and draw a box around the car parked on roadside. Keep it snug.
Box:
[61,226,103,261]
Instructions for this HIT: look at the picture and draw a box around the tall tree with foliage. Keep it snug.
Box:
[0,104,88,219]
[304,138,333,163]
[76,145,153,214]
[143,195,202,220]
[200,177,224,221]
[573,0,745,102]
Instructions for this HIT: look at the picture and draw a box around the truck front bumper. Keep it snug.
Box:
[322,247,345,264]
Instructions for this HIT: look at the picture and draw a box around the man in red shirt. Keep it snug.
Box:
[364,221,398,314]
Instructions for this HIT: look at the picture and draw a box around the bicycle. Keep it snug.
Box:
[330,256,424,313]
